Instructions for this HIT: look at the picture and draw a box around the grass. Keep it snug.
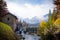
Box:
[0,22,19,40]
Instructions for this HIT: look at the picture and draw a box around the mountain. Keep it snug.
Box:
[24,16,40,24]
[28,23,39,27]
[19,14,48,27]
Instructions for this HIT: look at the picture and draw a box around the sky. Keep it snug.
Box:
[5,0,54,19]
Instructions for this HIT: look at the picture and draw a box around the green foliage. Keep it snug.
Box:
[0,22,19,40]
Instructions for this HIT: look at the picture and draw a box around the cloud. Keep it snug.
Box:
[6,0,54,20]
[5,0,53,5]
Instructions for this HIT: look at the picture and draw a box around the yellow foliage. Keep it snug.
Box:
[54,18,60,33]
[54,18,60,26]
[37,21,47,35]
[40,21,46,27]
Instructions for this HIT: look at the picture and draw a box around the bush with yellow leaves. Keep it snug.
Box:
[37,10,60,40]
[37,21,50,39]
[54,18,60,26]
[37,20,57,40]
[53,18,60,34]
[37,21,50,40]
[40,21,46,27]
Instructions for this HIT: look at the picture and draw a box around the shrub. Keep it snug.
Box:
[0,22,19,40]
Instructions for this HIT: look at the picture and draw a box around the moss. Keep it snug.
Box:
[0,22,19,40]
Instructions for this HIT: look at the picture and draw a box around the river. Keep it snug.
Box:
[21,32,40,40]
[24,34,40,40]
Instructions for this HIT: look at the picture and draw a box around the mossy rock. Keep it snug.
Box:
[0,22,19,40]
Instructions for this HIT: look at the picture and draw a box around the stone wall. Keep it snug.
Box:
[1,14,17,31]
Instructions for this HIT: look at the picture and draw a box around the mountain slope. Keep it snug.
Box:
[24,16,40,24]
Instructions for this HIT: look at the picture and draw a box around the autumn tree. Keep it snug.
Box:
[37,10,58,40]
[0,0,8,16]
[53,18,60,34]
[48,10,57,24]
[37,21,48,40]
[54,18,60,26]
